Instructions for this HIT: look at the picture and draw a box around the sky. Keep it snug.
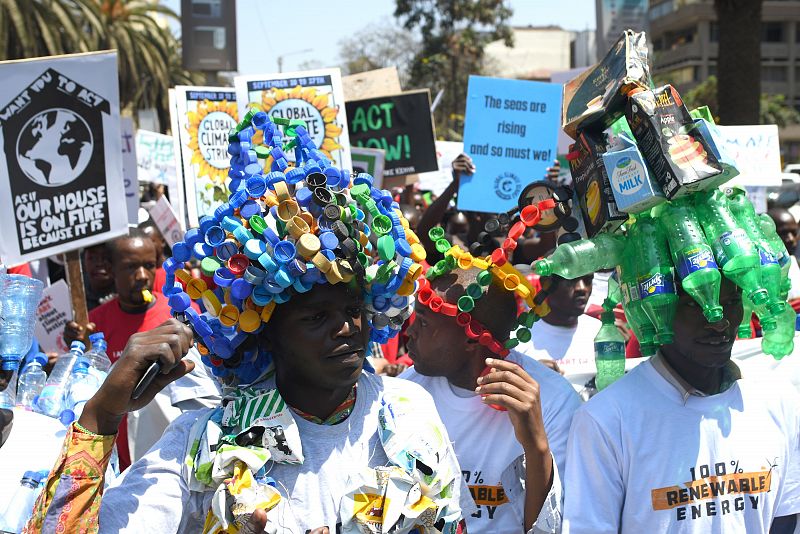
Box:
[163,0,597,75]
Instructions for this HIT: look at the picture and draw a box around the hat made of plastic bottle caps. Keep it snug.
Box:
[163,110,425,386]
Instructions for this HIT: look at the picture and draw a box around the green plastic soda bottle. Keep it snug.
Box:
[594,299,626,390]
[738,295,754,339]
[617,238,658,356]
[694,189,769,306]
[534,233,625,279]
[762,304,796,360]
[628,213,678,345]
[758,214,792,300]
[653,199,723,323]
[726,187,785,318]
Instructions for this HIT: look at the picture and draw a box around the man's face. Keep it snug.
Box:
[84,245,113,291]
[547,275,593,318]
[113,238,157,307]
[664,277,743,367]
[405,304,467,378]
[774,213,798,255]
[266,283,368,391]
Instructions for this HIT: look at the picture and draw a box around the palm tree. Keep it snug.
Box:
[0,0,94,59]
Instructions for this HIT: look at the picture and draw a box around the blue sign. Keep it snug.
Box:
[459,76,561,213]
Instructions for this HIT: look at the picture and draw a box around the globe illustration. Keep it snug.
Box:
[16,108,93,187]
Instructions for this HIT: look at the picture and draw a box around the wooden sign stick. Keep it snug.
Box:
[64,250,88,327]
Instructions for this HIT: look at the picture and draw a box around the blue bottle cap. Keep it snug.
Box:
[258,252,279,273]
[167,290,191,312]
[240,200,261,219]
[204,226,226,248]
[244,239,267,260]
[229,189,248,209]
[213,268,235,287]
[70,340,86,352]
[193,242,213,260]
[221,215,242,232]
[215,241,238,261]
[172,242,192,262]
[184,228,202,247]
[233,226,254,244]
[295,187,313,208]
[262,227,280,246]
[231,278,253,300]
[199,215,216,234]
[273,241,296,264]
[274,268,294,288]
[251,287,272,306]
[319,231,339,250]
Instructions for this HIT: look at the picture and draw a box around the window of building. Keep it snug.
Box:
[762,65,788,82]
[664,26,697,49]
[762,22,785,43]
[190,0,222,18]
[666,66,696,84]
[710,22,719,43]
[649,0,674,21]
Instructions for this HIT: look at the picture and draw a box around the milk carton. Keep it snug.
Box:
[602,133,665,214]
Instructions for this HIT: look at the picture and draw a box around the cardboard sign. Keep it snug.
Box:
[718,125,782,187]
[346,90,437,177]
[135,129,175,186]
[342,67,402,101]
[351,146,385,189]
[167,88,186,230]
[0,51,127,265]
[34,279,72,354]
[234,68,351,169]
[148,195,183,248]
[459,76,561,213]
[120,116,139,224]
[173,86,238,228]
[417,141,464,196]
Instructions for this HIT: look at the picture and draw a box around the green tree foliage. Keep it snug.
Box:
[0,0,202,131]
[395,0,513,140]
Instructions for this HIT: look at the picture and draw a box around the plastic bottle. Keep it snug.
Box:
[84,332,111,383]
[694,189,769,306]
[726,187,785,318]
[738,295,754,339]
[629,213,678,345]
[758,214,793,300]
[617,237,658,356]
[762,305,796,360]
[654,199,723,323]
[16,352,48,411]
[534,233,625,278]
[0,470,45,533]
[37,341,85,418]
[59,358,100,425]
[594,300,626,390]
[0,368,19,409]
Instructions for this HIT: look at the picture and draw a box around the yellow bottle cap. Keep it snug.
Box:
[397,278,415,296]
[457,253,474,270]
[516,285,531,300]
[297,233,321,259]
[142,289,155,303]
[406,229,420,245]
[273,181,290,202]
[239,309,261,332]
[406,263,423,281]
[472,258,490,270]
[201,290,222,316]
[410,243,427,262]
[219,304,240,327]
[311,251,332,273]
[277,199,300,222]
[263,192,279,207]
[261,301,277,323]
[175,269,192,284]
[286,215,310,239]
[186,278,208,300]
[325,261,345,284]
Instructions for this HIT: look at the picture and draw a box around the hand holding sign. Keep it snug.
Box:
[451,153,476,186]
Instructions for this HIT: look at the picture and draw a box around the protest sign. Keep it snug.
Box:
[417,141,464,196]
[351,146,385,189]
[0,51,127,265]
[167,88,186,228]
[135,130,175,186]
[120,116,139,224]
[342,67,402,101]
[34,279,72,354]
[459,76,561,213]
[718,124,783,187]
[234,68,351,169]
[346,90,437,177]
[173,86,238,228]
[148,195,183,248]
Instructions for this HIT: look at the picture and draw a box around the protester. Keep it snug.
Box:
[82,243,116,310]
[139,218,170,294]
[402,266,581,533]
[63,228,218,470]
[517,273,601,379]
[768,207,800,302]
[562,276,800,532]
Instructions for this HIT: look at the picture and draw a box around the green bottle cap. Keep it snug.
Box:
[534,259,552,276]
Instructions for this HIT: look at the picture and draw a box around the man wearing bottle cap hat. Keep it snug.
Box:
[562,276,800,533]
[28,111,471,534]
[402,267,580,533]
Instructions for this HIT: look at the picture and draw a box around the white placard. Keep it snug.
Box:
[148,195,183,248]
[120,116,138,224]
[718,124,783,187]
[0,51,127,265]
[234,68,352,169]
[135,129,176,186]
[33,279,72,354]
[167,88,187,230]
[350,146,385,189]
[417,141,464,196]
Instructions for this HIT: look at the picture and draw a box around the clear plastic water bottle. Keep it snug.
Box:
[0,274,44,372]
[85,332,111,383]
[16,352,48,411]
[534,232,625,278]
[37,341,85,418]
[0,470,45,533]
[594,300,626,390]
[59,358,100,425]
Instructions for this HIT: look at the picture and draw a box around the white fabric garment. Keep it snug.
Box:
[517,315,602,379]
[100,371,472,533]
[127,348,222,462]
[563,358,800,533]
[787,256,800,301]
[400,350,581,534]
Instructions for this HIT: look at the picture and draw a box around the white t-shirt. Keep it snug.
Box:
[563,358,800,533]
[517,315,602,378]
[99,372,472,533]
[400,350,582,534]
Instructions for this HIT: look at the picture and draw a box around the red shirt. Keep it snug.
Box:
[89,293,175,470]
[153,267,167,294]
[7,263,32,277]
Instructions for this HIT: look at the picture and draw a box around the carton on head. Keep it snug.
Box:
[602,133,665,214]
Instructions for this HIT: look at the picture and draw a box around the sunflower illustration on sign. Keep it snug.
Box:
[186,98,238,205]
[252,86,343,165]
